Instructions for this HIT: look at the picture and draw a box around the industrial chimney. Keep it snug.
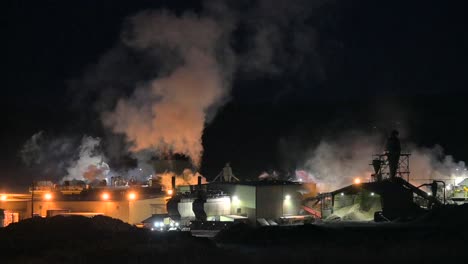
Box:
[171,176,176,191]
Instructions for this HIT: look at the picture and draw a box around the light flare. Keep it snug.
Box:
[101,192,110,200]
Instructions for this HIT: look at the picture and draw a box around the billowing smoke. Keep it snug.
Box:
[409,145,467,186]
[299,131,468,192]
[20,131,45,167]
[102,10,235,167]
[64,136,109,182]
[70,0,327,171]
[20,132,109,183]
[158,169,207,191]
[20,131,76,182]
[301,132,382,192]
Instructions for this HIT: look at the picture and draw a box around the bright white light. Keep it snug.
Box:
[370,192,375,196]
[446,185,452,191]
[170,222,174,227]
[0,194,7,201]
[353,178,361,184]
[128,192,137,200]
[455,177,465,185]
[232,195,240,205]
[284,194,291,200]
[427,192,432,196]
[44,193,52,201]
[340,193,344,196]
[101,192,110,200]
[175,222,179,227]
[167,189,173,196]
[154,222,158,227]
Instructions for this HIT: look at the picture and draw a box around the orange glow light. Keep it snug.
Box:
[128,192,136,200]
[354,178,361,184]
[44,193,53,201]
[101,192,110,200]
[167,189,173,196]
[0,194,7,201]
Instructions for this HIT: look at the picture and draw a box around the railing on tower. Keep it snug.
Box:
[370,153,411,182]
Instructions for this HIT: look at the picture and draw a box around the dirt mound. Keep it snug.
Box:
[4,215,136,233]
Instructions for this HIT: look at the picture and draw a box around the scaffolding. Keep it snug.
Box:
[370,153,411,182]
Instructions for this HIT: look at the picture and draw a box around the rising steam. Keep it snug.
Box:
[102,11,235,167]
[64,136,109,182]
[158,169,207,191]
[20,133,109,183]
[301,132,382,192]
[299,131,467,192]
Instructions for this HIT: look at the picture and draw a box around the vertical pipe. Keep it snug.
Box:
[31,181,34,218]
[171,176,176,191]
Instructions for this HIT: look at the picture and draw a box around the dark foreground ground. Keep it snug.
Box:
[1,205,467,264]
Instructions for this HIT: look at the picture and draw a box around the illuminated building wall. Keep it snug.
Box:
[1,196,167,226]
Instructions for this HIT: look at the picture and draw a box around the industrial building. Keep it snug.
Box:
[0,164,317,228]
[2,155,468,229]
[166,180,315,226]
[0,184,168,227]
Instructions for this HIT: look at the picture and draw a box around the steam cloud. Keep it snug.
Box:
[301,132,382,191]
[20,132,109,183]
[102,10,235,167]
[20,131,75,182]
[158,169,207,191]
[76,0,326,170]
[299,131,467,192]
[64,136,109,182]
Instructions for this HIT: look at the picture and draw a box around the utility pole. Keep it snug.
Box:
[31,181,34,218]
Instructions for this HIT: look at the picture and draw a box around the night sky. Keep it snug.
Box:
[2,0,468,189]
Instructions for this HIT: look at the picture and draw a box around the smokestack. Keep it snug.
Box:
[171,176,176,191]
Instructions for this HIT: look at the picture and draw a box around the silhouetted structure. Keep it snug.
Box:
[212,163,240,182]
[386,130,401,179]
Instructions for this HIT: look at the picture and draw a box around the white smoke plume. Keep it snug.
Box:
[409,145,467,186]
[64,136,109,182]
[258,171,279,180]
[102,10,235,167]
[299,131,468,193]
[301,132,382,192]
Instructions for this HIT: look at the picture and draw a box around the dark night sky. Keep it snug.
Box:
[2,0,468,189]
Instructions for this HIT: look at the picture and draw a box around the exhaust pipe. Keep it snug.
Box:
[171,176,176,191]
